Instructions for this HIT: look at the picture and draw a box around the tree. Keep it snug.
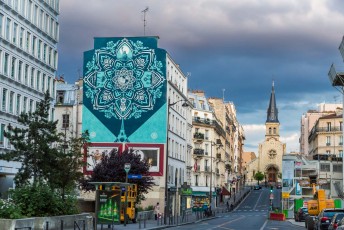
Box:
[1,91,61,186]
[254,171,265,185]
[80,148,154,203]
[48,131,90,201]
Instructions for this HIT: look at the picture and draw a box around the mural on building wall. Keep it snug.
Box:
[83,37,167,143]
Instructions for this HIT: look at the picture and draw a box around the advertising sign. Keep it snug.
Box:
[97,190,121,224]
[282,160,294,188]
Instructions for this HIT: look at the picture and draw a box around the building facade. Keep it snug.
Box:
[247,83,286,184]
[0,0,59,196]
[81,36,191,215]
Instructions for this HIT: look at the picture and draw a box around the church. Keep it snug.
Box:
[246,82,286,185]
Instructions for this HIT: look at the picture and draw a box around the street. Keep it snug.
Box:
[168,187,303,230]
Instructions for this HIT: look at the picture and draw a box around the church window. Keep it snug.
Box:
[273,128,276,134]
[269,127,271,134]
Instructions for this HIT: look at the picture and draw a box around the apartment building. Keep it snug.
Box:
[0,0,59,195]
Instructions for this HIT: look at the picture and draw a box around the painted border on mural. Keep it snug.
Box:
[124,143,164,176]
[83,143,123,175]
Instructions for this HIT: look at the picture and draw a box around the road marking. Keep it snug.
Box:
[260,219,268,230]
[216,215,246,228]
[253,191,264,210]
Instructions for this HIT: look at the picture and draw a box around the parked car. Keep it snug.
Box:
[315,209,344,230]
[276,184,282,189]
[294,207,308,222]
[254,185,261,190]
[328,213,344,230]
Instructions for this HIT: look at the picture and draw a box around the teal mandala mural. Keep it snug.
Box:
[83,37,167,143]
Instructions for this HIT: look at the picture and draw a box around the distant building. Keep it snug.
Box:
[0,0,59,196]
[299,103,342,155]
[247,82,286,185]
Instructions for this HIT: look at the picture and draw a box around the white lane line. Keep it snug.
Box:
[253,191,264,210]
[260,219,268,230]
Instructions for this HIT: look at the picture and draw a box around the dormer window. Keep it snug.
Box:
[57,91,64,104]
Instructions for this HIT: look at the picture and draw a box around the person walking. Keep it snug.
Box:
[226,200,230,211]
[154,202,160,220]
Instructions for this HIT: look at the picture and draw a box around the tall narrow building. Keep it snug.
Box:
[246,82,286,184]
[0,0,59,195]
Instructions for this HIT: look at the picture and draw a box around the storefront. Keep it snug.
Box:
[179,183,192,214]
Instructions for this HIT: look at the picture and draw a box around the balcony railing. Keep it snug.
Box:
[193,132,205,140]
[193,148,205,156]
[193,117,213,125]
[216,153,221,160]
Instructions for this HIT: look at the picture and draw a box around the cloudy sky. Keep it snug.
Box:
[58,0,344,154]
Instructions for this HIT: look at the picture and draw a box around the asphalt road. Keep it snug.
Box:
[168,187,303,230]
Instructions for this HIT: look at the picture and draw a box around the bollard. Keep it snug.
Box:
[45,221,49,230]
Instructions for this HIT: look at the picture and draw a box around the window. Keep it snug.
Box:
[5,18,11,41]
[16,94,20,115]
[9,92,14,114]
[14,0,19,11]
[326,136,331,146]
[2,89,7,111]
[18,61,22,82]
[333,164,343,172]
[26,32,30,52]
[42,74,45,92]
[340,136,343,145]
[24,64,28,85]
[30,68,35,88]
[43,44,47,61]
[327,122,332,131]
[11,57,16,78]
[341,122,343,131]
[50,18,53,36]
[38,40,41,59]
[340,150,343,158]
[320,163,330,172]
[4,53,9,75]
[29,99,33,113]
[269,127,271,134]
[27,0,32,21]
[0,124,4,145]
[45,14,49,32]
[48,47,52,65]
[36,71,40,90]
[23,96,27,113]
[34,5,38,25]
[12,23,17,43]
[0,13,3,37]
[195,175,198,186]
[19,27,24,48]
[273,127,276,134]
[32,36,36,56]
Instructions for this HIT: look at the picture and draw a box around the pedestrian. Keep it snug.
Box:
[226,201,229,211]
[230,203,234,211]
[154,202,160,220]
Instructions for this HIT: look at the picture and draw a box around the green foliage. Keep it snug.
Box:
[0,199,23,219]
[144,205,154,211]
[9,183,79,217]
[254,171,265,185]
[0,91,61,186]
[80,148,154,203]
[136,206,143,212]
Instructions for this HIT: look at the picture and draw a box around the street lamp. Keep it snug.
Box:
[164,99,189,225]
[209,139,223,211]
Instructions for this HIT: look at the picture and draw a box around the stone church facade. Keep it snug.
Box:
[247,83,286,185]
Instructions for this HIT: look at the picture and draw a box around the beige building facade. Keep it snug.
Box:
[247,83,286,184]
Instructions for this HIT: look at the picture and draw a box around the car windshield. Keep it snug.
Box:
[302,208,308,212]
[335,214,344,221]
[324,211,344,218]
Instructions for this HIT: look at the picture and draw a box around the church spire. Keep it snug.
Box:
[266,81,279,123]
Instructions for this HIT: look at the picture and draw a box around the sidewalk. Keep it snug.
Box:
[98,187,252,230]
[287,219,305,227]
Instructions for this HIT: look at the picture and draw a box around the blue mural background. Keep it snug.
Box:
[82,37,167,143]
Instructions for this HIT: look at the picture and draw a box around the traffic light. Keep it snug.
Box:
[270,186,273,193]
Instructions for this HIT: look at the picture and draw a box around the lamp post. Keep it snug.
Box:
[164,99,189,225]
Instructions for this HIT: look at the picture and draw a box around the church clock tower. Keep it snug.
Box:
[258,82,286,184]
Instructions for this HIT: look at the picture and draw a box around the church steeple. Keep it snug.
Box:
[266,81,279,123]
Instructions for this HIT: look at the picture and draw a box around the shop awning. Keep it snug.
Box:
[221,186,231,195]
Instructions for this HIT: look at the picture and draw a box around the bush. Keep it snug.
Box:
[144,205,154,211]
[0,199,23,219]
[8,183,79,218]
[136,206,143,212]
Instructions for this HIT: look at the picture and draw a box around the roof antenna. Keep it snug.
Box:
[142,7,149,36]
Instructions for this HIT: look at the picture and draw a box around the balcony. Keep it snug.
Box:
[193,148,205,156]
[193,117,213,126]
[326,143,331,146]
[193,132,205,140]
[204,166,210,172]
[216,153,221,160]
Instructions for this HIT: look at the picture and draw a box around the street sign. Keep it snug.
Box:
[128,174,142,179]
[124,163,131,173]
[270,194,274,200]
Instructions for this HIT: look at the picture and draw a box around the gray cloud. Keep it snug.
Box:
[58,0,344,152]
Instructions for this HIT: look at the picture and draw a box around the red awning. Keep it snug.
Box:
[221,186,231,195]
